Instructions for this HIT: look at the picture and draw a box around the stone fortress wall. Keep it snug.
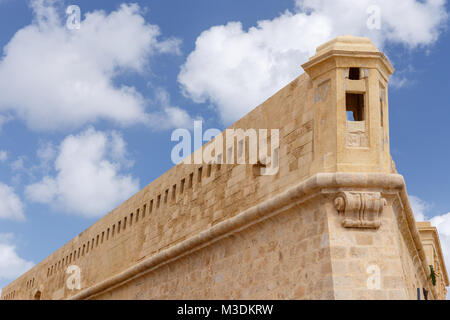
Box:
[2,35,448,300]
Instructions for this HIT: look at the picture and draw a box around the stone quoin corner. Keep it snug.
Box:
[2,35,448,300]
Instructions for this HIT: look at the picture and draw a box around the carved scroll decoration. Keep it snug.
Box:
[334,191,386,229]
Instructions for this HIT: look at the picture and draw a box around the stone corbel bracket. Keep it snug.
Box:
[334,191,387,229]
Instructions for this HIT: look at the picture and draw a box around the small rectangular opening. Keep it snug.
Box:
[207,163,212,177]
[188,173,193,188]
[123,217,127,230]
[157,195,161,208]
[172,184,176,201]
[349,67,360,80]
[180,178,185,193]
[130,213,133,227]
[216,153,222,170]
[101,231,105,243]
[198,167,203,183]
[136,209,139,223]
[164,189,168,203]
[112,224,115,237]
[118,221,121,234]
[346,93,365,121]
[107,228,110,240]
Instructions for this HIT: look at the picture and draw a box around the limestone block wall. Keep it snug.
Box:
[93,199,333,300]
[1,72,319,300]
[417,222,448,299]
[327,193,434,299]
[70,174,444,300]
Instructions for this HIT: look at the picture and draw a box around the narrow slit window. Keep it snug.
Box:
[86,242,89,253]
[207,163,212,177]
[118,221,121,234]
[349,67,360,80]
[107,228,110,240]
[130,213,133,227]
[180,178,185,194]
[217,153,222,170]
[91,238,94,249]
[164,189,169,203]
[157,195,161,208]
[112,224,115,237]
[96,235,99,246]
[198,167,203,183]
[172,185,176,201]
[101,231,105,243]
[123,217,127,230]
[136,209,139,223]
[346,93,365,121]
[189,173,193,188]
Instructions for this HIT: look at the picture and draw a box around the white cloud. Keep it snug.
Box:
[296,0,447,47]
[0,0,182,131]
[410,195,431,221]
[147,87,195,130]
[179,0,448,124]
[36,141,56,169]
[0,183,25,221]
[25,127,140,218]
[0,114,12,131]
[0,234,34,281]
[11,157,24,171]
[0,150,7,162]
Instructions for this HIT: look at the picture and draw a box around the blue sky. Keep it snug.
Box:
[0,0,449,293]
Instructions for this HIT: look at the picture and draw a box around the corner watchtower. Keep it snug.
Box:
[302,35,394,173]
